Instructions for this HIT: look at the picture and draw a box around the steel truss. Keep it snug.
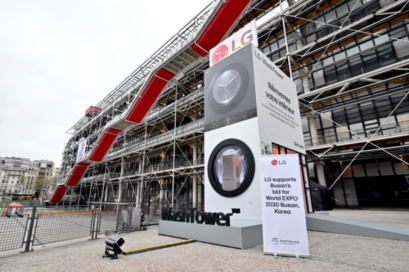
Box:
[256,0,409,190]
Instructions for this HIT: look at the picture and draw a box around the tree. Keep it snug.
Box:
[34,175,46,192]
[34,176,58,195]
[19,174,27,182]
[49,176,58,186]
[17,175,27,193]
[48,177,58,193]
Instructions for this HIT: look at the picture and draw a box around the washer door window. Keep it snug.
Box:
[213,70,241,105]
[208,139,255,197]
[208,63,249,114]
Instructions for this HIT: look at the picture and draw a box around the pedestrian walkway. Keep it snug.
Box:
[1,225,408,271]
[329,208,409,229]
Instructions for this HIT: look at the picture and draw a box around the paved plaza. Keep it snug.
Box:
[1,209,408,272]
[328,208,409,229]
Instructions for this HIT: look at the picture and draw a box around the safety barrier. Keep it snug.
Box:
[0,204,139,253]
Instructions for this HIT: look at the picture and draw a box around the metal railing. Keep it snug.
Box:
[305,120,409,148]
[105,118,204,160]
[81,173,110,183]
[142,157,205,174]
[0,203,139,253]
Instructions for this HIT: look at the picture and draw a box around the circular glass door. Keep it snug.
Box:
[208,139,255,197]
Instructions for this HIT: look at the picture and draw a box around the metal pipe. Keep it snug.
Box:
[298,58,409,100]
[139,122,147,208]
[172,81,177,208]
[280,0,293,81]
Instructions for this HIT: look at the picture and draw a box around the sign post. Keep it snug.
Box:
[259,155,310,258]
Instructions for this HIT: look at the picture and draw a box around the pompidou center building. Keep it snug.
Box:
[51,0,409,212]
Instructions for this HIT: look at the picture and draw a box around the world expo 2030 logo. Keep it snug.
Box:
[271,238,279,245]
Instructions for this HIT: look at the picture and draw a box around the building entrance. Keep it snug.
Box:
[328,159,409,208]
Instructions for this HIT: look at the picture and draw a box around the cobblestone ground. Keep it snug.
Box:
[329,209,409,229]
[1,224,408,272]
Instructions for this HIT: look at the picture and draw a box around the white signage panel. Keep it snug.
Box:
[252,46,305,154]
[259,155,309,257]
[76,139,87,161]
[209,20,258,67]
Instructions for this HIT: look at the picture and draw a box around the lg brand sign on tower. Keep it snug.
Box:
[209,20,258,67]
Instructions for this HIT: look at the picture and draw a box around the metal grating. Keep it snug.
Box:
[97,207,117,234]
[0,214,28,252]
[32,209,92,246]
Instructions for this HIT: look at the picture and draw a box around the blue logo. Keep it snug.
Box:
[271,238,279,245]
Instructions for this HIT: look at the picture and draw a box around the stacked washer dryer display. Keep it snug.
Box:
[204,44,305,222]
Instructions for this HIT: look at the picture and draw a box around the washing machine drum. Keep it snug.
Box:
[208,62,249,114]
[208,139,255,197]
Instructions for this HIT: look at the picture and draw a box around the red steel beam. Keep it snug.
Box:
[89,128,122,162]
[65,162,90,186]
[49,185,68,204]
[191,0,251,56]
[125,68,175,124]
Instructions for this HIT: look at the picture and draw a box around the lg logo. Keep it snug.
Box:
[212,45,228,65]
[271,160,278,166]
[211,30,254,65]
[271,160,286,166]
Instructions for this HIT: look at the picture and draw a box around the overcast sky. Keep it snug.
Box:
[0,0,211,165]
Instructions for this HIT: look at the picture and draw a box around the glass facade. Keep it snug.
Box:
[328,159,409,207]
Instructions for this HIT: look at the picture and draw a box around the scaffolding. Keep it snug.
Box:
[54,0,409,211]
[53,0,287,212]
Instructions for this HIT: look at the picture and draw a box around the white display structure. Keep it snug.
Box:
[204,43,305,221]
[259,155,310,258]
